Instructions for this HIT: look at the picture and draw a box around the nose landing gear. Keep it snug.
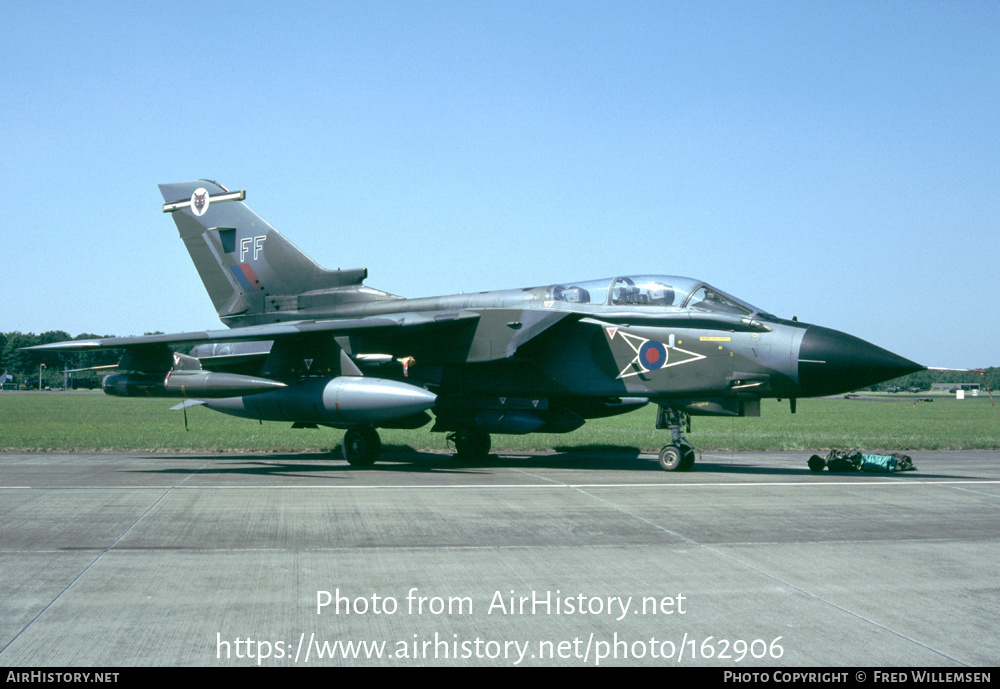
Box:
[656,405,696,471]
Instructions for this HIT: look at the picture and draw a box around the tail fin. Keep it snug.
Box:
[159,180,399,327]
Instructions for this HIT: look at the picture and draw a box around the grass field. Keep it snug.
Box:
[1,391,997,453]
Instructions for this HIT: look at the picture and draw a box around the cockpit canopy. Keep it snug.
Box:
[544,275,771,318]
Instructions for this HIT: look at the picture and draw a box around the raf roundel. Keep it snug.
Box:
[638,340,667,371]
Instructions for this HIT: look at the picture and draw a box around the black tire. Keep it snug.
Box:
[452,430,491,460]
[343,426,381,466]
[808,455,827,472]
[678,440,696,471]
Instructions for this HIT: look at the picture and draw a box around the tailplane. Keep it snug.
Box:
[159,180,399,327]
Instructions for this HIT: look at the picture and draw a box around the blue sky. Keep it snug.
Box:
[2,1,997,369]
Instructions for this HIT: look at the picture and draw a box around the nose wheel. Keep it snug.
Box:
[658,439,696,471]
[656,405,696,471]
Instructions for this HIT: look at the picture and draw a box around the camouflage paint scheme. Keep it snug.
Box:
[32,180,923,470]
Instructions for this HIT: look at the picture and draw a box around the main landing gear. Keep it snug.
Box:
[446,429,492,460]
[656,405,696,471]
[342,425,381,466]
[341,426,494,466]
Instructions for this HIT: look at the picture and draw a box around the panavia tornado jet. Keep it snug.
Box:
[32,180,925,470]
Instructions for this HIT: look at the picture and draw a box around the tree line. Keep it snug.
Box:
[1,330,997,392]
[1,331,151,389]
[870,367,998,393]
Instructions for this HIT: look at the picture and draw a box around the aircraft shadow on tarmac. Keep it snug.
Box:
[138,448,656,476]
[129,447,965,479]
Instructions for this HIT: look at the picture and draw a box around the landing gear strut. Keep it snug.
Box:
[342,425,381,466]
[656,405,696,471]
[447,429,491,460]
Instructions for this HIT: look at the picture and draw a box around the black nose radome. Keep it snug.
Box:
[797,326,924,397]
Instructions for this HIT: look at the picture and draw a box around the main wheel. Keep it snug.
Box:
[343,426,381,466]
[658,443,695,471]
[450,430,491,460]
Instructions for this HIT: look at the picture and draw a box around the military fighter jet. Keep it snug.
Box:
[31,180,925,470]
